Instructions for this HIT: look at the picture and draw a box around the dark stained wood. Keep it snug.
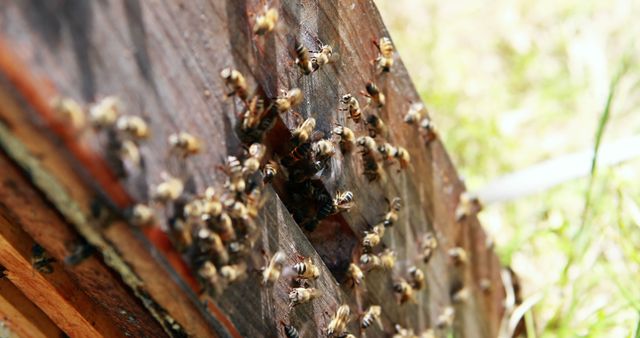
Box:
[0,0,506,337]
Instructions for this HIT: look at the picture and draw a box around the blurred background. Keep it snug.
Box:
[378,0,640,337]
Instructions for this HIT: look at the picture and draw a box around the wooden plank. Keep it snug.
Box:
[0,152,167,337]
[0,277,62,338]
[0,0,506,336]
[0,213,122,337]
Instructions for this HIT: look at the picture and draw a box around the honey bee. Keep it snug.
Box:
[363,82,385,108]
[52,97,85,130]
[153,174,184,202]
[261,250,286,286]
[275,88,303,113]
[220,68,248,100]
[243,143,266,175]
[220,262,247,283]
[393,146,411,169]
[196,228,229,264]
[253,6,278,35]
[455,192,483,221]
[356,136,377,154]
[312,44,333,68]
[326,304,350,337]
[281,321,299,338]
[312,139,336,162]
[169,132,202,157]
[436,306,455,329]
[198,260,219,288]
[339,94,362,123]
[116,115,149,140]
[334,190,354,212]
[361,305,382,330]
[393,279,414,304]
[282,142,313,168]
[404,103,426,124]
[31,244,55,274]
[408,266,425,290]
[292,256,320,280]
[380,248,397,269]
[419,329,436,338]
[392,324,415,338]
[448,247,468,266]
[359,253,381,272]
[130,203,155,226]
[420,232,438,263]
[242,95,266,130]
[223,156,246,193]
[374,37,394,72]
[347,263,364,286]
[365,113,386,138]
[291,117,316,144]
[89,96,122,129]
[295,42,316,75]
[288,287,321,308]
[420,117,438,144]
[362,224,385,251]
[451,287,469,303]
[262,160,278,183]
[377,142,395,161]
[119,139,142,168]
[202,187,223,217]
[332,124,355,152]
[383,197,402,227]
[362,155,384,182]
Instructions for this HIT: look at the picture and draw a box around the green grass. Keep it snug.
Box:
[378,0,640,336]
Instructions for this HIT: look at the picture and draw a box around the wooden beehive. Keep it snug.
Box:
[0,1,506,337]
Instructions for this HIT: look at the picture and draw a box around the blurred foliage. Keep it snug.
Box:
[378,0,640,336]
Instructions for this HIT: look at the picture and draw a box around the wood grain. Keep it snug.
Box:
[0,278,62,338]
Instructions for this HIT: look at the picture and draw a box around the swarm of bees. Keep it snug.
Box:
[51,5,470,336]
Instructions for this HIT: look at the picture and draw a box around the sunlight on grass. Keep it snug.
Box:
[378,0,640,336]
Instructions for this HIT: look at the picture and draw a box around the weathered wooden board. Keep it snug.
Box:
[0,0,505,337]
[0,278,62,338]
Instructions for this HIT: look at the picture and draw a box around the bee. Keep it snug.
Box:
[448,247,468,266]
[362,155,383,182]
[261,250,286,286]
[451,287,469,303]
[153,174,184,202]
[196,228,229,264]
[356,136,377,154]
[89,96,122,129]
[292,257,320,280]
[404,103,426,124]
[243,143,266,175]
[275,88,303,113]
[380,248,396,269]
[130,203,155,226]
[220,68,248,100]
[436,306,455,330]
[202,187,223,217]
[420,232,438,263]
[365,113,386,138]
[295,42,316,75]
[479,278,491,293]
[347,263,364,286]
[332,124,355,151]
[334,191,354,212]
[377,142,395,161]
[115,115,149,140]
[223,156,246,193]
[169,132,202,157]
[455,192,483,221]
[362,224,385,251]
[288,287,321,308]
[359,253,381,272]
[119,139,142,168]
[184,198,206,219]
[291,117,316,144]
[374,37,394,72]
[281,321,299,338]
[363,82,385,108]
[361,305,382,330]
[282,142,313,167]
[242,95,266,130]
[393,279,414,304]
[198,260,219,288]
[408,266,425,290]
[337,334,356,338]
[419,329,436,338]
[220,263,247,283]
[393,324,416,338]
[312,139,336,162]
[326,304,350,337]
[31,244,55,274]
[383,197,402,227]
[312,44,333,68]
[339,94,362,123]
[420,117,438,144]
[262,160,278,183]
[253,6,278,35]
[393,146,411,169]
[52,97,85,130]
